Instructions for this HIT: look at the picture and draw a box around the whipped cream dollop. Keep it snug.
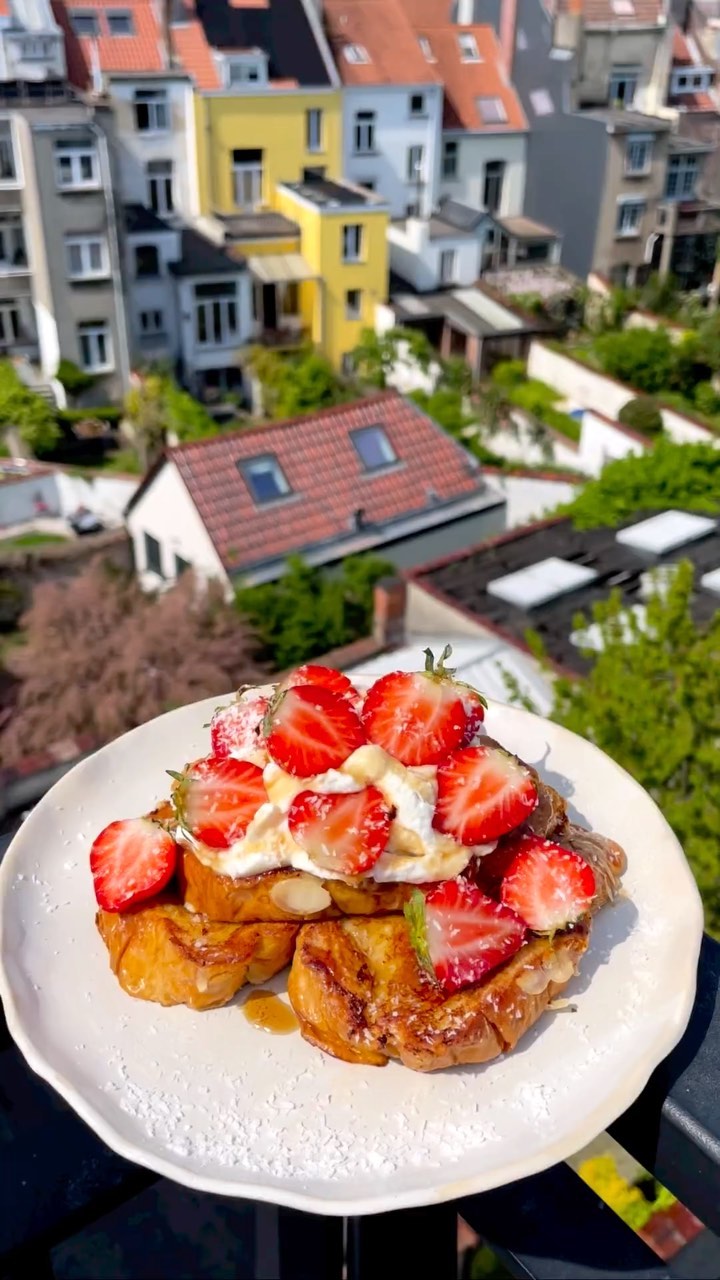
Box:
[181,739,496,885]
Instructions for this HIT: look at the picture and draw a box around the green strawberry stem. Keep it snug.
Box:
[404,889,435,978]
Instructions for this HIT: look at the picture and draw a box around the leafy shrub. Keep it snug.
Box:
[618,397,663,437]
[667,331,711,399]
[0,360,60,454]
[694,380,720,417]
[543,406,581,441]
[55,359,95,397]
[594,328,673,393]
[564,438,720,528]
[0,577,24,629]
[236,553,394,670]
[578,1155,676,1232]
[490,359,526,388]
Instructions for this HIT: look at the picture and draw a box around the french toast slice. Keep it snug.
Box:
[287,825,624,1071]
[97,899,298,1011]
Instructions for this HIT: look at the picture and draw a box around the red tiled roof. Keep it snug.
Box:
[396,4,526,131]
[672,27,693,64]
[324,0,442,87]
[161,392,486,574]
[561,0,666,23]
[52,0,220,89]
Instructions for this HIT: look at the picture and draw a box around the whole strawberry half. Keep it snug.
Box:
[361,646,478,767]
[90,817,177,913]
[288,785,392,875]
[210,689,269,759]
[265,685,365,777]
[405,878,527,993]
[279,664,361,709]
[500,835,596,932]
[433,744,538,846]
[172,755,267,849]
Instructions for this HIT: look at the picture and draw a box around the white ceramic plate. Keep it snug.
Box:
[0,694,704,1216]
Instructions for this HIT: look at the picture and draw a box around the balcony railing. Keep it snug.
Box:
[0,903,716,1278]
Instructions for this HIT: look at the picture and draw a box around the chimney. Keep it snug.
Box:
[373,577,407,648]
[498,0,518,75]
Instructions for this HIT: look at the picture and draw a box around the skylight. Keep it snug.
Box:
[351,426,398,471]
[458,33,480,62]
[419,36,436,61]
[700,566,720,596]
[240,455,291,504]
[530,88,555,116]
[344,44,370,65]
[616,511,716,555]
[611,0,635,13]
[71,10,99,36]
[487,557,598,609]
[477,96,508,124]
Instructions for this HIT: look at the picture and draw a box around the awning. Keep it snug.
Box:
[248,253,317,284]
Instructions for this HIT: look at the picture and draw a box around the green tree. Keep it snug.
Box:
[55,358,94,400]
[350,326,434,389]
[124,373,166,470]
[410,386,475,437]
[162,379,218,442]
[537,563,720,936]
[236,552,394,670]
[666,330,711,399]
[562,439,720,529]
[0,361,60,455]
[247,345,345,419]
[594,328,674,394]
[696,310,720,373]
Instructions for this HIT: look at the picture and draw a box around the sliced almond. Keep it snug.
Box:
[516,951,577,995]
[516,967,551,995]
[269,875,332,916]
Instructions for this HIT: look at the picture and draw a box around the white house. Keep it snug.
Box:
[102,73,200,223]
[324,0,444,218]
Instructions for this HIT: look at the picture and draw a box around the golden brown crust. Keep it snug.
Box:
[288,916,589,1071]
[178,848,413,924]
[97,898,298,1010]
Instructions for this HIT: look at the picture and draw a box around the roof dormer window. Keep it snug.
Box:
[351,426,397,471]
[344,44,370,65]
[228,60,261,85]
[107,10,134,35]
[458,33,480,62]
[71,10,99,36]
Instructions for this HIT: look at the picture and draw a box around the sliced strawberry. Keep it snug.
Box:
[361,647,469,766]
[210,690,269,759]
[288,785,391,875]
[265,685,365,777]
[280,664,361,708]
[433,745,538,846]
[460,689,487,745]
[500,835,596,932]
[173,756,267,849]
[405,879,527,993]
[90,817,177,913]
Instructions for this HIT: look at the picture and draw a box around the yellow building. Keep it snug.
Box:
[193,92,389,371]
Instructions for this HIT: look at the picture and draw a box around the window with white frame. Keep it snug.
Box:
[139,308,165,337]
[107,10,134,35]
[54,139,99,189]
[407,144,424,181]
[345,288,362,320]
[19,37,54,59]
[609,65,640,106]
[78,321,113,371]
[439,249,456,285]
[458,33,480,61]
[240,454,291,504]
[353,111,375,155]
[616,198,645,237]
[477,96,507,124]
[442,138,458,179]
[344,44,370,64]
[66,236,108,280]
[0,122,17,183]
[666,153,699,199]
[0,217,26,269]
[306,108,323,153]
[410,93,426,117]
[0,302,20,344]
[194,281,238,347]
[232,148,262,209]
[71,10,99,36]
[342,223,363,263]
[134,89,169,133]
[228,60,261,85]
[625,134,653,176]
[146,159,174,215]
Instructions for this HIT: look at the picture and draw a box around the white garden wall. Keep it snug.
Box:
[578,410,647,477]
[482,471,580,528]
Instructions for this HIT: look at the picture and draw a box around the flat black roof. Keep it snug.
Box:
[124,203,171,235]
[169,228,244,277]
[417,512,720,673]
[215,211,299,240]
[195,0,331,87]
